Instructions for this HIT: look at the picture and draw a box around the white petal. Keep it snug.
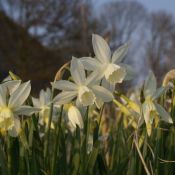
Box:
[78,86,96,106]
[144,71,157,98]
[85,70,104,86]
[53,91,77,105]
[14,106,40,116]
[142,101,152,136]
[80,57,101,71]
[142,102,150,124]
[46,88,52,99]
[152,87,165,100]
[95,98,104,109]
[112,43,129,63]
[155,103,173,124]
[68,106,84,130]
[104,64,126,84]
[32,97,41,108]
[8,118,21,137]
[119,64,135,81]
[39,89,46,106]
[101,78,115,93]
[92,85,114,102]
[2,80,21,95]
[52,80,77,91]
[8,81,31,108]
[92,34,111,63]
[0,86,7,106]
[70,57,86,85]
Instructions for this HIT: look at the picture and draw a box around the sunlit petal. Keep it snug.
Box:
[155,103,173,124]
[70,57,86,85]
[112,43,129,63]
[2,80,21,95]
[92,34,111,63]
[52,80,77,91]
[144,71,157,98]
[8,118,21,137]
[92,85,114,102]
[104,64,126,84]
[53,91,77,105]
[0,86,7,106]
[80,57,101,71]
[68,106,84,130]
[14,106,40,116]
[8,81,31,108]
[78,86,96,106]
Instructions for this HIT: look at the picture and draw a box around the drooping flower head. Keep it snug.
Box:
[142,71,173,136]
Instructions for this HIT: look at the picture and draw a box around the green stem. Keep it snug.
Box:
[134,134,151,175]
[98,104,105,134]
[44,102,54,165]
[82,107,89,174]
[51,105,64,175]
[7,137,12,175]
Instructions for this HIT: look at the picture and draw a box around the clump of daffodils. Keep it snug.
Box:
[0,34,175,175]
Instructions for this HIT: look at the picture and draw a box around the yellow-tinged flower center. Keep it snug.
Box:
[78,86,96,106]
[0,107,14,130]
[105,64,126,84]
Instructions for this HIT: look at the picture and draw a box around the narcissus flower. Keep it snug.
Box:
[32,88,59,128]
[52,57,114,107]
[0,81,39,137]
[80,34,133,87]
[68,105,84,131]
[142,71,173,136]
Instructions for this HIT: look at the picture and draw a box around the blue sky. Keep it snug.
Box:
[96,0,175,16]
[138,0,175,15]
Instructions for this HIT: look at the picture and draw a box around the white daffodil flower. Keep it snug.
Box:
[0,81,39,137]
[67,105,84,131]
[52,57,114,107]
[142,71,173,136]
[80,34,133,86]
[32,88,59,128]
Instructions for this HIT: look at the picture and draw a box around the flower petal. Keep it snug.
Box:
[85,70,104,86]
[52,80,77,91]
[32,97,41,108]
[144,71,157,98]
[152,87,165,100]
[112,43,129,63]
[155,103,173,124]
[39,89,46,106]
[8,118,21,137]
[80,57,101,71]
[2,80,21,95]
[95,98,104,109]
[92,85,114,102]
[92,34,111,63]
[101,78,115,93]
[0,86,7,106]
[70,57,86,85]
[142,102,152,136]
[14,106,40,116]
[53,91,77,105]
[8,81,31,108]
[119,64,135,81]
[68,106,84,130]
